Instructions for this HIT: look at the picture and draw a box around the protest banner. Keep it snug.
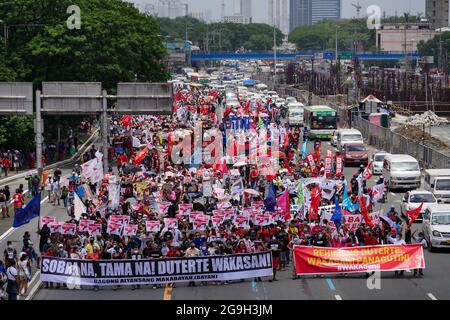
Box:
[294,244,425,275]
[40,216,57,227]
[107,221,123,236]
[49,222,61,234]
[157,201,172,215]
[78,219,94,232]
[145,220,161,233]
[87,223,102,236]
[60,223,77,236]
[335,156,343,177]
[234,216,250,229]
[123,225,138,237]
[193,215,210,231]
[179,204,193,215]
[164,218,178,229]
[40,252,274,286]
[254,214,273,226]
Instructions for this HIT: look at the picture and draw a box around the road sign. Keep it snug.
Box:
[116,83,173,115]
[338,52,353,60]
[323,52,336,60]
[41,82,102,114]
[0,82,33,115]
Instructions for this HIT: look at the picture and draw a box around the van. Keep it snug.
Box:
[288,103,305,127]
[424,169,450,203]
[422,204,450,251]
[336,129,364,152]
[382,154,421,190]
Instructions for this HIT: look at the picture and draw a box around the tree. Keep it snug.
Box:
[0,0,169,151]
[418,32,450,72]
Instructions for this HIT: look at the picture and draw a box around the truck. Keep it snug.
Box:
[424,169,450,203]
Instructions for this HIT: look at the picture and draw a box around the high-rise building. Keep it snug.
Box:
[156,0,187,19]
[241,0,252,21]
[288,0,340,29]
[311,0,341,25]
[268,0,289,34]
[289,0,311,31]
[426,0,449,29]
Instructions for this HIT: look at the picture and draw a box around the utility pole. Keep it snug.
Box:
[35,90,43,172]
[102,90,109,172]
[273,26,277,89]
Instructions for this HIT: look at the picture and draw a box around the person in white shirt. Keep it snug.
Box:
[388,233,406,277]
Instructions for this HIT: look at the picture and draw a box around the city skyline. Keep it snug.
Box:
[130,0,430,23]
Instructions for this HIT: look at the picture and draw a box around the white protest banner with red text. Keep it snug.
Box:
[123,225,138,237]
[145,220,161,233]
[60,223,77,236]
[87,223,102,236]
[335,156,343,177]
[107,221,123,236]
[164,218,178,229]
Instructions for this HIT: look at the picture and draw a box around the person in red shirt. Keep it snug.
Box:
[2,158,10,177]
[364,230,379,246]
[13,189,23,215]
[234,241,248,254]
[117,153,128,171]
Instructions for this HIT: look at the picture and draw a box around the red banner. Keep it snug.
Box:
[294,244,425,275]
[335,156,343,177]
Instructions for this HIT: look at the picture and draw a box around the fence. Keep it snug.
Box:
[353,116,450,169]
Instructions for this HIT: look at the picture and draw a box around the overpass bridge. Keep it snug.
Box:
[190,51,420,62]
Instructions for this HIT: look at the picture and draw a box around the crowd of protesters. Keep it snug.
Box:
[0,83,428,300]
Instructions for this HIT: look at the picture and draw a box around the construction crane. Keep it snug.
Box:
[352,1,362,19]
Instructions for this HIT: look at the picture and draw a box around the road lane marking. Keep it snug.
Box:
[335,295,343,300]
[390,192,396,196]
[25,271,41,301]
[163,284,173,300]
[326,278,336,291]
[427,293,438,300]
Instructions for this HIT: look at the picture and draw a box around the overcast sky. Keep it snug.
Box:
[131,0,428,23]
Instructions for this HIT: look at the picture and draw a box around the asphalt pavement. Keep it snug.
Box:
[29,140,450,300]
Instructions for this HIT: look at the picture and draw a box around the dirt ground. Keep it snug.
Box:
[394,124,450,150]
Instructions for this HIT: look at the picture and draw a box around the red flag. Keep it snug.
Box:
[363,161,374,180]
[309,186,321,220]
[283,158,296,178]
[315,142,321,159]
[213,160,229,175]
[359,196,374,227]
[223,106,231,119]
[133,145,148,165]
[121,115,132,128]
[407,201,424,226]
[243,101,250,112]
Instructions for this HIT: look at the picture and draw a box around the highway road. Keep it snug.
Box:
[21,140,449,301]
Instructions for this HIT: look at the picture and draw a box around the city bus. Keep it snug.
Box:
[303,105,338,140]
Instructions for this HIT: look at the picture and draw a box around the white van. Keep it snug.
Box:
[382,154,421,190]
[288,103,305,127]
[424,169,450,203]
[336,129,364,152]
[422,204,450,251]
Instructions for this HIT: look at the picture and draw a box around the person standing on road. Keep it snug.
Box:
[0,187,9,219]
[5,260,20,300]
[185,242,200,287]
[3,241,17,266]
[412,230,427,277]
[267,236,281,282]
[51,178,61,206]
[13,189,23,216]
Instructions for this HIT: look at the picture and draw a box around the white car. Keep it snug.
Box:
[422,204,450,251]
[331,130,339,147]
[286,97,297,105]
[401,190,437,221]
[275,98,286,107]
[372,152,390,174]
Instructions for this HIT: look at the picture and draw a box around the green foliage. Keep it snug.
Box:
[288,19,376,51]
[0,0,169,151]
[0,115,35,151]
[417,32,450,72]
[156,16,283,51]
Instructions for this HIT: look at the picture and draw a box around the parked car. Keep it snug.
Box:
[343,143,369,166]
[401,190,438,221]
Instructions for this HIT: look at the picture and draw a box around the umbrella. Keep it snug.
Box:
[244,189,260,196]
[233,161,247,167]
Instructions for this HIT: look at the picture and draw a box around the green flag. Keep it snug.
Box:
[257,117,264,129]
[297,181,304,206]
